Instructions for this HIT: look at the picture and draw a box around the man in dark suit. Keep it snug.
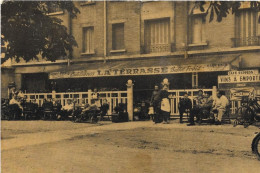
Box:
[150,84,161,123]
[179,93,192,123]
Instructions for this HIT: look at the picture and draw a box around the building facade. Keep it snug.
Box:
[2,1,260,101]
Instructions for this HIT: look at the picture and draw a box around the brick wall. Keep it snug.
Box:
[107,1,141,56]
[175,1,188,51]
[72,2,104,58]
[9,1,259,68]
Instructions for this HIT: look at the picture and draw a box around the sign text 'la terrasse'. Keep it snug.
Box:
[49,63,230,79]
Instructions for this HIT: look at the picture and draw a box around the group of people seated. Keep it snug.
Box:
[44,96,109,121]
[179,90,229,126]
[5,88,110,121]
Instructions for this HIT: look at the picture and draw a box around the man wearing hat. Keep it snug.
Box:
[150,84,161,122]
[187,90,204,126]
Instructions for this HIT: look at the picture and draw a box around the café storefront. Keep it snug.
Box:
[12,54,242,118]
[48,55,240,98]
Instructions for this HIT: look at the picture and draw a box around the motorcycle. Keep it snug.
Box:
[252,132,260,160]
[233,97,260,128]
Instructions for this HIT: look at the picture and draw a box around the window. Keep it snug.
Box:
[144,18,170,53]
[233,10,259,47]
[82,27,94,54]
[112,23,125,50]
[192,72,198,89]
[80,0,95,6]
[47,3,63,14]
[190,14,206,44]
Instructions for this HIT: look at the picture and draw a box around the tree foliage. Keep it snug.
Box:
[1,0,80,63]
[191,1,260,23]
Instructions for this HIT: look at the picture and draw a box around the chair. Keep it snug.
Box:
[23,102,38,120]
[42,102,55,120]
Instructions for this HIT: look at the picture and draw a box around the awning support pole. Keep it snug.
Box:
[126,80,134,121]
[212,86,217,99]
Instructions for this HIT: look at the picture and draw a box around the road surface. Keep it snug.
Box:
[2,120,260,173]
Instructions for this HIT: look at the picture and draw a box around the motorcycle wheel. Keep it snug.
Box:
[252,134,260,160]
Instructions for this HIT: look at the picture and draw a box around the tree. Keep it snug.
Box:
[1,0,80,63]
[191,1,260,23]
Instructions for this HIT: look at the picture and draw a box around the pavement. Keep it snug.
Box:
[1,120,260,173]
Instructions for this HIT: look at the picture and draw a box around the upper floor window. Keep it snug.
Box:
[189,14,206,45]
[82,27,94,54]
[144,18,170,53]
[47,3,63,14]
[112,23,125,50]
[80,0,95,6]
[233,9,259,47]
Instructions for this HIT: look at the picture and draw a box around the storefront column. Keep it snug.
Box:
[126,80,133,121]
[212,86,217,99]
[52,90,56,100]
[88,89,92,104]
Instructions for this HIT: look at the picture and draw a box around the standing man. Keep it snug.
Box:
[187,90,204,126]
[178,93,192,123]
[212,91,229,125]
[100,99,109,120]
[150,84,161,123]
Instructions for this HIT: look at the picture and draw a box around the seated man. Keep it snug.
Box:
[42,99,54,119]
[187,90,204,126]
[59,99,74,120]
[9,95,23,118]
[197,92,214,122]
[53,100,62,117]
[212,91,229,125]
[81,99,100,118]
[100,99,109,120]
[9,95,23,110]
[178,93,192,123]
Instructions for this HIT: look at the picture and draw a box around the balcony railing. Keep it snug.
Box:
[145,43,171,53]
[231,36,260,47]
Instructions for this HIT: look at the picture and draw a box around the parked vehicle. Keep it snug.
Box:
[252,132,260,160]
[233,97,260,128]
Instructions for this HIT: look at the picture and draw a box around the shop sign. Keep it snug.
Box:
[230,87,255,100]
[218,74,260,84]
[228,70,259,76]
[50,63,230,79]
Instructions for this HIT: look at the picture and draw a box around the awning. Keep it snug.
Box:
[49,54,240,79]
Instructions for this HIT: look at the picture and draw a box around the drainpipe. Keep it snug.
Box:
[184,1,189,59]
[104,1,107,63]
[68,11,72,66]
[140,2,142,54]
